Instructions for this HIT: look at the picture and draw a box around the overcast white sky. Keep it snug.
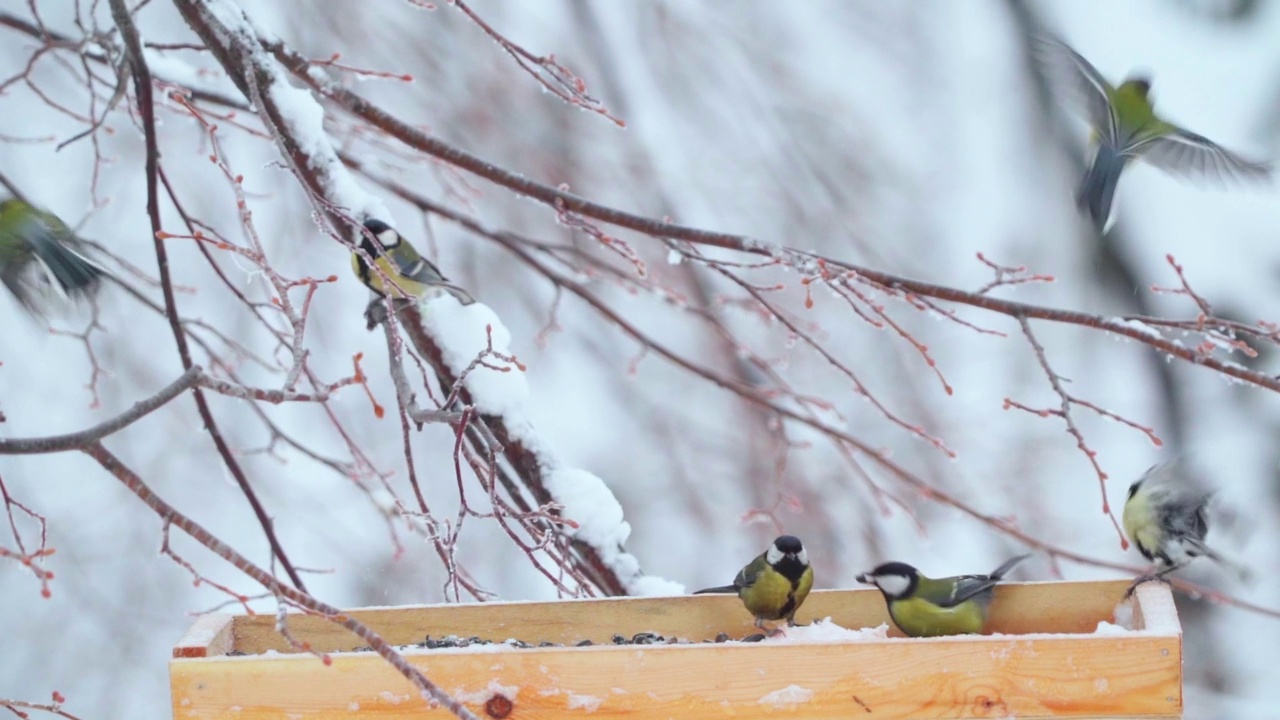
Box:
[1,1,1278,716]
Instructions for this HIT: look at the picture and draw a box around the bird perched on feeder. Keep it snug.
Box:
[1123,460,1247,596]
[0,198,103,317]
[857,555,1030,637]
[352,218,474,304]
[694,535,814,634]
[1035,35,1271,232]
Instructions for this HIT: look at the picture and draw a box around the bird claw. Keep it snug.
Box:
[753,619,787,639]
[364,297,417,331]
[363,298,389,331]
[1123,573,1172,600]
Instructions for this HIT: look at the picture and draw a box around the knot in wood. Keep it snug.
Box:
[485,693,514,719]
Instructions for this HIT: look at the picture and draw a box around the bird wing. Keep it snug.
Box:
[394,249,448,285]
[942,554,1029,606]
[0,259,39,314]
[693,554,764,595]
[1153,488,1211,544]
[27,222,102,296]
[920,554,1029,609]
[388,246,476,305]
[0,210,102,309]
[909,575,989,609]
[1033,35,1119,145]
[1133,127,1272,183]
[944,575,1000,608]
[733,554,768,591]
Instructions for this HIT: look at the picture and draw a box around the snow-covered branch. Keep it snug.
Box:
[173,0,678,598]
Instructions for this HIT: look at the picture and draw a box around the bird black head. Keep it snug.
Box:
[774,535,803,554]
[363,218,392,235]
[1130,460,1175,499]
[856,561,920,599]
[766,535,809,580]
[767,535,807,565]
[1127,478,1144,500]
[1124,74,1153,99]
[360,219,400,251]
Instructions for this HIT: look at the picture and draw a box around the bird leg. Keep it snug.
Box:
[1123,564,1181,600]
[757,618,786,638]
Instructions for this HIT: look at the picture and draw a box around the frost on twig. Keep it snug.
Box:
[176,0,675,598]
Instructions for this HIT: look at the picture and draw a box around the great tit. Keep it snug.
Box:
[1123,461,1246,594]
[352,218,474,304]
[694,535,814,632]
[857,554,1030,637]
[0,198,103,317]
[1036,36,1271,232]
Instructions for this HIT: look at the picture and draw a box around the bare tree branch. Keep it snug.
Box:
[82,442,479,720]
[0,366,200,454]
[109,0,308,592]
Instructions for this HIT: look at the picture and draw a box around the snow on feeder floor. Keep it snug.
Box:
[169,579,1181,719]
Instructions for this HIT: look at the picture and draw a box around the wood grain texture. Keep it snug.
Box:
[218,580,1138,655]
[169,580,1181,719]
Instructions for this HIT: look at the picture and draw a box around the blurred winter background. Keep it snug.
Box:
[2,0,1279,716]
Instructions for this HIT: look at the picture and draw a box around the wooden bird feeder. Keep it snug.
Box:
[170,579,1181,719]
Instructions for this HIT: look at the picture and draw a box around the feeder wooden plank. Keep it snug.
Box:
[223,580,1137,655]
[172,613,235,659]
[1130,581,1180,635]
[170,580,1181,719]
[171,633,1180,719]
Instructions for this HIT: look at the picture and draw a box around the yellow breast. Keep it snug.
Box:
[352,253,418,299]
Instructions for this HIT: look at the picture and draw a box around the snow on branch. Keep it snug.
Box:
[174,0,387,232]
[410,296,684,597]
[159,3,1280,620]
[173,0,676,598]
[232,23,1280,400]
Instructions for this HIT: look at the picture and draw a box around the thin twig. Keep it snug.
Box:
[110,0,307,593]
[0,366,201,455]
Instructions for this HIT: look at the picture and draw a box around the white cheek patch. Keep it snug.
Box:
[377,229,401,248]
[766,544,784,566]
[874,574,910,597]
[795,548,809,566]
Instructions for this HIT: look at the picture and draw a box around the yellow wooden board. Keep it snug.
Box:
[170,580,1181,719]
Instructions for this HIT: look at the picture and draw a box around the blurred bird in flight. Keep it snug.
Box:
[0,198,103,318]
[1036,35,1271,232]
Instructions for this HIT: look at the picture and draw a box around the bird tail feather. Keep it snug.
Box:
[28,233,103,297]
[1076,145,1127,233]
[1189,539,1252,582]
[440,283,477,306]
[692,585,738,595]
[989,553,1032,581]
